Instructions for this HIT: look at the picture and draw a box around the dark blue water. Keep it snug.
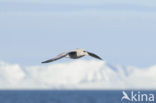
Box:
[0,90,155,103]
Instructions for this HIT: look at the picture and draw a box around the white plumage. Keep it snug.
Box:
[42,48,103,63]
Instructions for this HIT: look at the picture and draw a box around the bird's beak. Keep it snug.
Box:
[86,51,89,55]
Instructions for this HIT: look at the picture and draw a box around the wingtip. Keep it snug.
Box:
[41,61,47,63]
[97,56,103,60]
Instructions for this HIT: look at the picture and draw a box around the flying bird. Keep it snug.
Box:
[121,91,131,101]
[42,48,103,63]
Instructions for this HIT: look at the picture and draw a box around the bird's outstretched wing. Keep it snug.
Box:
[123,91,128,96]
[41,52,68,63]
[121,91,131,101]
[87,52,103,60]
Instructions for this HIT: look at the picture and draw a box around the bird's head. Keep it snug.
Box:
[76,48,88,56]
[83,50,89,55]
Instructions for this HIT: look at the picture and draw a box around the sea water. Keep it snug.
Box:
[0,90,155,103]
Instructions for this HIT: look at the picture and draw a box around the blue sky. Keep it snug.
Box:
[0,0,156,67]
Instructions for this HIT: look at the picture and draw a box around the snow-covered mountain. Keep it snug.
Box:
[0,60,156,89]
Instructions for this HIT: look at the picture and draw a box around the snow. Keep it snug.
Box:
[0,60,156,89]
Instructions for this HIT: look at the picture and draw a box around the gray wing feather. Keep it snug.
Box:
[42,52,68,63]
[87,52,103,60]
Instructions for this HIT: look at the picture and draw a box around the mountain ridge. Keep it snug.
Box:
[0,60,156,89]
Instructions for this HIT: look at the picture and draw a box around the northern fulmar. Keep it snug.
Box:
[42,48,103,63]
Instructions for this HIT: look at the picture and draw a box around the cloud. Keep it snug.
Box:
[0,60,156,89]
